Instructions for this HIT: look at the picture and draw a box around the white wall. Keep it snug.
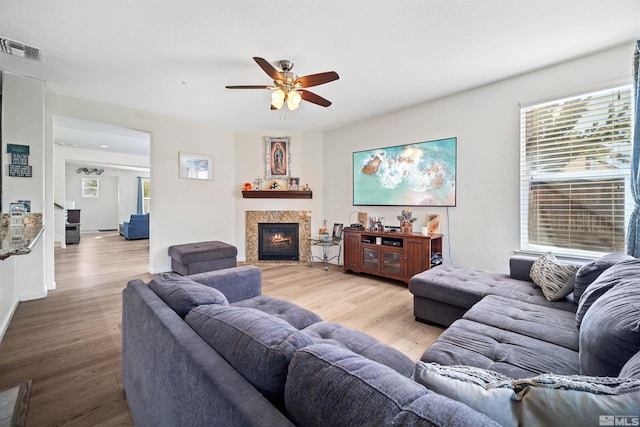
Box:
[323,42,636,273]
[234,131,325,261]
[1,72,47,341]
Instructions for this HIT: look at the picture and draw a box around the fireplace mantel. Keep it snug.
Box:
[242,191,312,199]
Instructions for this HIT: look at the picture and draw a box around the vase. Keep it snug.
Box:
[401,223,413,234]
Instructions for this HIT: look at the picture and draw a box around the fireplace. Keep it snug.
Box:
[245,210,311,263]
[258,223,299,261]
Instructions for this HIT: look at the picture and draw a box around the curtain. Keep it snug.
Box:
[137,176,144,215]
[627,40,640,256]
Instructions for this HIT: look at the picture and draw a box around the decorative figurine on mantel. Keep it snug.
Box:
[397,208,417,233]
[253,177,263,191]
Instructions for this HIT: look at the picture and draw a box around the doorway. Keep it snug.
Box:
[53,116,151,246]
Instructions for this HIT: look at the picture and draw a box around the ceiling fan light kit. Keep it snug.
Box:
[226,57,339,111]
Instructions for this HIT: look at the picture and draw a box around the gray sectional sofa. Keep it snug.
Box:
[122,266,497,427]
[122,254,640,426]
[409,254,640,425]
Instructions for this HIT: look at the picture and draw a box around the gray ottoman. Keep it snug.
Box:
[168,241,237,275]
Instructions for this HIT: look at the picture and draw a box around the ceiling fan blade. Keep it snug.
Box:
[225,85,271,89]
[253,57,283,81]
[294,71,339,88]
[299,89,332,107]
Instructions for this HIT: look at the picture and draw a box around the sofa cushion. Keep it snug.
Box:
[579,278,640,377]
[462,295,579,351]
[420,318,579,379]
[185,304,314,407]
[576,258,640,327]
[620,352,640,380]
[410,265,577,313]
[148,273,228,317]
[285,344,499,427]
[529,253,578,302]
[231,295,322,329]
[414,362,640,427]
[302,321,414,377]
[574,253,635,300]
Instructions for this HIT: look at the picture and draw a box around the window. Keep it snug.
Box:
[142,177,150,213]
[520,85,633,256]
[82,178,99,198]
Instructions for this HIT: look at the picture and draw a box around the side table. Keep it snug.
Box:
[309,237,342,270]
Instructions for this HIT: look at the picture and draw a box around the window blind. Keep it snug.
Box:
[520,86,633,255]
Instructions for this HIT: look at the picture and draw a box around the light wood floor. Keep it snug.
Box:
[0,233,443,426]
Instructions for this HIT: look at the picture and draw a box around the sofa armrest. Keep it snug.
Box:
[186,265,262,303]
[509,255,536,282]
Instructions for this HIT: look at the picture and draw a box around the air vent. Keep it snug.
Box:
[0,36,42,62]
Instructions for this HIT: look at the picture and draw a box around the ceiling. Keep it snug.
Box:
[55,116,150,157]
[1,0,639,135]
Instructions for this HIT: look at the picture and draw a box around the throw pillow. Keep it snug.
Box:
[414,361,640,427]
[148,273,228,317]
[529,253,578,301]
[573,253,634,300]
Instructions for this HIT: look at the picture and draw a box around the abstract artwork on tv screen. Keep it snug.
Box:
[353,137,456,206]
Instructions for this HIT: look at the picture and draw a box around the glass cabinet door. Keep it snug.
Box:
[381,250,402,274]
[362,247,379,270]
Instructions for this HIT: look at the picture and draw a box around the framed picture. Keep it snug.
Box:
[288,177,300,190]
[179,151,213,180]
[265,136,290,179]
[357,212,368,227]
[332,223,344,239]
[353,137,456,206]
[82,178,99,198]
[427,213,441,234]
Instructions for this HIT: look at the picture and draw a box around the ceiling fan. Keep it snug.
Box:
[225,57,339,111]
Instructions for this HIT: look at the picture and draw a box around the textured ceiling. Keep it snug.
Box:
[1,0,639,136]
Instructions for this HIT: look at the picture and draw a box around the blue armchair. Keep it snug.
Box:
[122,214,149,240]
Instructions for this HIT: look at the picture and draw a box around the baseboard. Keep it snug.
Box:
[0,298,19,345]
[148,265,172,274]
[18,289,48,302]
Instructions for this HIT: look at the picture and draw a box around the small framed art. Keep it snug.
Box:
[332,223,344,239]
[288,177,300,190]
[179,152,214,180]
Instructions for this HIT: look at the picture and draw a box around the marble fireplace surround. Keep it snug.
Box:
[245,210,311,264]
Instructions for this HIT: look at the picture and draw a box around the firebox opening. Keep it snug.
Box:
[258,223,299,261]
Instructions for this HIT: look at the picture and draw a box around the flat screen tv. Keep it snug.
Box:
[353,137,456,206]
